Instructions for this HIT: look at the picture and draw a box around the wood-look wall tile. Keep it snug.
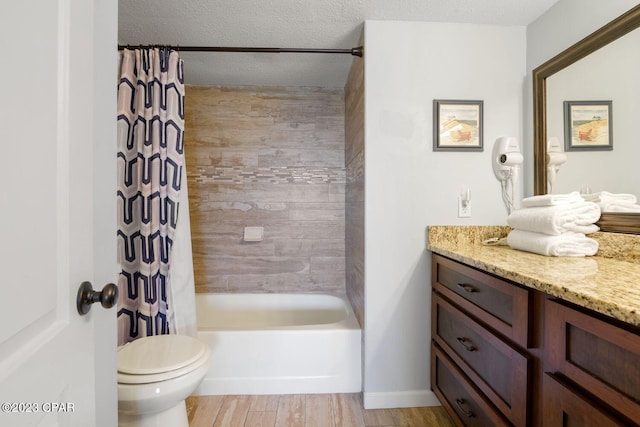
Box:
[310,257,346,274]
[190,220,344,241]
[194,282,228,294]
[288,203,345,221]
[185,85,346,294]
[187,148,260,167]
[245,220,344,241]
[345,50,366,333]
[220,274,306,293]
[256,149,344,168]
[189,201,289,220]
[307,272,347,291]
[345,56,365,166]
[222,272,345,294]
[191,236,276,257]
[274,239,345,257]
[185,189,211,204]
[196,256,309,276]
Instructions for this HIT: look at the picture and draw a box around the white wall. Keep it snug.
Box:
[362,20,525,408]
[523,0,640,196]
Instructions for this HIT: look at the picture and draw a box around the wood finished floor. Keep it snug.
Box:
[186,394,455,427]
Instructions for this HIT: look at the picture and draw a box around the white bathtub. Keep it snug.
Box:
[193,293,362,395]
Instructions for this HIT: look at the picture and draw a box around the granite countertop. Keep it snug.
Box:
[427,226,640,327]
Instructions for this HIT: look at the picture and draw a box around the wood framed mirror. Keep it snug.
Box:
[533,5,640,234]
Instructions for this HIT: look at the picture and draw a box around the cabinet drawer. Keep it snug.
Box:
[543,373,631,427]
[433,293,530,426]
[545,299,640,423]
[431,343,511,427]
[432,254,531,347]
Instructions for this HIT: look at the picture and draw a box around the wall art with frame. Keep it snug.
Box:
[564,100,613,151]
[433,99,483,151]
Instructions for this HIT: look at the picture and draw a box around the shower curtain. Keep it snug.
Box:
[116,48,197,345]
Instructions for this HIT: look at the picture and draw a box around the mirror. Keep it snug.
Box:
[533,5,640,234]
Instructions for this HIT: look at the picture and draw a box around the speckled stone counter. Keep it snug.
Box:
[427,226,640,327]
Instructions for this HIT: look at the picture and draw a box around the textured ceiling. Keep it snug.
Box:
[118,0,560,88]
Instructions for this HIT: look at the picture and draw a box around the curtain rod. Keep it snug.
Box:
[118,45,363,57]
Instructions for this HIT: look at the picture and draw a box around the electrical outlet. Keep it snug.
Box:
[458,196,471,218]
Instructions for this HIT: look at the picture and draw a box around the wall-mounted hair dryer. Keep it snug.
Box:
[492,137,523,214]
[546,137,567,193]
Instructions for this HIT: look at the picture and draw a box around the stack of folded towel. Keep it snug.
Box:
[506,192,601,257]
[581,191,640,213]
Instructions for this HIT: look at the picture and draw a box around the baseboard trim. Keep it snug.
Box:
[363,390,442,409]
[194,376,361,396]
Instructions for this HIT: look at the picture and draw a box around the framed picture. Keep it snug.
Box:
[564,100,613,151]
[433,99,483,151]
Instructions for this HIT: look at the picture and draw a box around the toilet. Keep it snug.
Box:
[117,334,211,427]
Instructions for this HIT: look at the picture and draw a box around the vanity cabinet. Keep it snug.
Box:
[430,253,640,427]
[543,298,640,426]
[431,254,534,426]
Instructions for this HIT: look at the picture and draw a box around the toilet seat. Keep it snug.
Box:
[118,335,209,385]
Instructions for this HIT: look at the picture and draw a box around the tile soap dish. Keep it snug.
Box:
[243,226,264,242]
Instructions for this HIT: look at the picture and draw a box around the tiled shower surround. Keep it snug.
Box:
[184,86,346,294]
[345,53,365,329]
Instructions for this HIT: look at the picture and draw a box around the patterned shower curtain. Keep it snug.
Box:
[116,48,185,345]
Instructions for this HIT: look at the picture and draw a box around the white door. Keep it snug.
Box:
[0,1,118,426]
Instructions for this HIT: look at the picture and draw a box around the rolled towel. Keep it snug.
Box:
[521,191,584,208]
[582,191,637,204]
[507,229,598,257]
[507,202,601,235]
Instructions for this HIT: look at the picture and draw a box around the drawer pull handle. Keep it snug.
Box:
[457,283,477,293]
[454,398,475,418]
[456,337,476,352]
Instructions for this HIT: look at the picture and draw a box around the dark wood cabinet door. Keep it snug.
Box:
[433,293,530,426]
[545,299,640,423]
[431,343,511,427]
[432,254,531,347]
[543,373,633,427]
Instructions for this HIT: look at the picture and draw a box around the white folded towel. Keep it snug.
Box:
[521,191,584,208]
[582,191,637,204]
[600,202,640,213]
[507,229,598,257]
[507,202,601,235]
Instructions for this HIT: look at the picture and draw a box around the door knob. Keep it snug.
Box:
[77,281,118,315]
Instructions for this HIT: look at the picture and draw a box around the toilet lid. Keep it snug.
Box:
[118,335,208,375]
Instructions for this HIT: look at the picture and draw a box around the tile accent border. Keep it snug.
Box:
[191,165,346,185]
